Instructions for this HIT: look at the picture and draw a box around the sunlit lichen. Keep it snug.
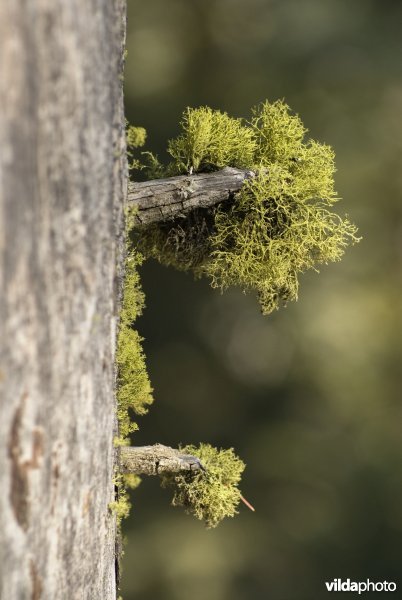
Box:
[168,106,257,173]
[137,100,360,314]
[161,444,245,528]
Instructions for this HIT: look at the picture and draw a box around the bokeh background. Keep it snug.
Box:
[123,1,402,598]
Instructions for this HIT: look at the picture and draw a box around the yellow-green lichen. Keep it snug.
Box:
[110,472,142,525]
[116,249,153,441]
[161,444,245,528]
[126,124,147,172]
[127,125,147,149]
[136,100,360,315]
[111,245,152,522]
[168,106,257,173]
[112,123,154,524]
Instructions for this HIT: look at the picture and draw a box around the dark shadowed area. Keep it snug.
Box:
[123,1,402,598]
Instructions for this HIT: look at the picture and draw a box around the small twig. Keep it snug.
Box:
[128,167,255,226]
[240,493,255,512]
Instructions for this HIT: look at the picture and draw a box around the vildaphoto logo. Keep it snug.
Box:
[325,579,397,594]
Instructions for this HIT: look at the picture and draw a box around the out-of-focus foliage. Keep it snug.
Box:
[138,101,358,314]
[161,444,245,528]
[126,124,147,171]
[127,125,147,152]
[123,0,402,598]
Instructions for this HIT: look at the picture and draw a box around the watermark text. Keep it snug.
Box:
[325,579,396,594]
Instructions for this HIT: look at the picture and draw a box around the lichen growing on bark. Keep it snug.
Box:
[110,472,141,524]
[112,245,153,522]
[161,444,245,528]
[126,124,147,172]
[116,248,153,440]
[112,126,153,522]
[136,100,360,314]
[117,127,153,442]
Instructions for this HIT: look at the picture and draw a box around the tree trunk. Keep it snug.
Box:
[0,1,126,599]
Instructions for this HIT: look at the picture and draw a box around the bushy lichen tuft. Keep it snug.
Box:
[252,99,306,164]
[161,443,245,528]
[168,106,257,173]
[137,100,359,314]
[205,173,357,315]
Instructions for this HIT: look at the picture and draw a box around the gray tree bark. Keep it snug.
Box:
[0,1,126,599]
[128,167,256,226]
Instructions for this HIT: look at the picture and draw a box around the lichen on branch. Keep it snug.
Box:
[160,443,245,528]
[134,100,360,314]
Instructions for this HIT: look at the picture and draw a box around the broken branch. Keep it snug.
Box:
[127,167,255,226]
[119,444,205,476]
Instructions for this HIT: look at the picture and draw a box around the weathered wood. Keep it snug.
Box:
[119,445,205,476]
[0,1,126,598]
[128,167,256,226]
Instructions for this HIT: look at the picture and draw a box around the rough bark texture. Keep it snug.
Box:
[128,167,255,226]
[0,1,126,599]
[119,445,205,476]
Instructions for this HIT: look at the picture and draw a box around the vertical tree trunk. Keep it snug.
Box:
[0,1,126,598]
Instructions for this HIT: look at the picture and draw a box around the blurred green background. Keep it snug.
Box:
[123,1,402,598]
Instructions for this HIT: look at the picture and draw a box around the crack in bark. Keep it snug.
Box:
[7,393,44,531]
[8,394,29,531]
[29,559,43,600]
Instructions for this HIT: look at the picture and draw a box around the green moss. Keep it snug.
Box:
[137,100,360,314]
[161,444,245,528]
